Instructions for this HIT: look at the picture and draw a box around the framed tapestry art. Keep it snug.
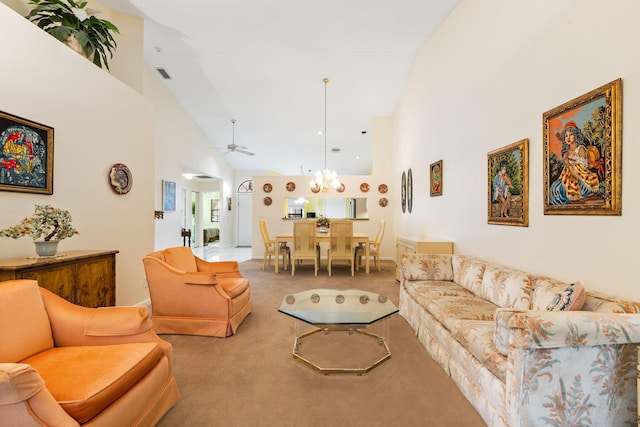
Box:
[487,139,529,227]
[0,111,54,194]
[430,160,442,196]
[543,78,622,215]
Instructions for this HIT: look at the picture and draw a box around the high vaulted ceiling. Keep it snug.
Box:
[101,0,460,176]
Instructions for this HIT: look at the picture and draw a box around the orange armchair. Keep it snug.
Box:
[142,246,252,337]
[0,279,180,426]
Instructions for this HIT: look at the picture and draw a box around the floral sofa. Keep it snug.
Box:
[399,253,640,427]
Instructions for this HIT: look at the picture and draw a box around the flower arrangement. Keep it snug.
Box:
[316,217,331,228]
[0,204,79,241]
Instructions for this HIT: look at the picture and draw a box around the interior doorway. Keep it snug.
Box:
[237,180,252,247]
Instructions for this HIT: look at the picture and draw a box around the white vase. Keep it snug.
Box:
[34,240,59,257]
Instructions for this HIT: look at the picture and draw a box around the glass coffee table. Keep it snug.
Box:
[278,289,398,375]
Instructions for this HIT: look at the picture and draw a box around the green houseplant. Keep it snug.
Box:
[26,0,119,70]
[316,216,330,231]
[0,204,79,256]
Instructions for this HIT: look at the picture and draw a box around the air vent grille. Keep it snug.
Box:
[331,148,341,153]
[155,68,171,79]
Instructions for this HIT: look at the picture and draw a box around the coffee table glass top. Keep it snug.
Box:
[278,289,398,325]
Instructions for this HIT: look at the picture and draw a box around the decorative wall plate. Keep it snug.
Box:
[336,183,345,193]
[360,182,370,192]
[379,197,388,207]
[263,196,272,206]
[263,183,272,193]
[109,163,132,195]
[401,171,406,213]
[407,168,413,213]
[310,184,321,193]
[378,184,388,194]
[286,181,296,192]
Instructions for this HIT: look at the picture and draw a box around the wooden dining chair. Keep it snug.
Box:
[356,219,386,272]
[327,219,355,276]
[259,219,290,271]
[291,220,320,276]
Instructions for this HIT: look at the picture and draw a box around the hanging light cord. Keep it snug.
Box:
[323,77,329,170]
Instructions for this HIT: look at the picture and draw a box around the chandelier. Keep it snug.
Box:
[309,77,341,192]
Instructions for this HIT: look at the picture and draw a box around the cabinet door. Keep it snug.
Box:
[76,257,115,307]
[19,266,75,303]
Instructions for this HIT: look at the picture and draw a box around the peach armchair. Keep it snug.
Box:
[0,279,181,426]
[142,246,252,337]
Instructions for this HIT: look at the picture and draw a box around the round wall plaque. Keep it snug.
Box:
[109,163,132,195]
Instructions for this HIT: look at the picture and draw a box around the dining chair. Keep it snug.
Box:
[259,219,290,271]
[355,219,386,272]
[291,219,320,276]
[327,219,355,276]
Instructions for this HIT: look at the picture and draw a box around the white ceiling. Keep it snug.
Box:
[101,0,460,176]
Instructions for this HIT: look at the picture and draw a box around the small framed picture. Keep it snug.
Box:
[430,160,442,197]
[0,111,54,194]
[162,180,176,212]
[487,139,529,227]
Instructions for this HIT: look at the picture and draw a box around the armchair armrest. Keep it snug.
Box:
[38,288,173,364]
[0,363,78,426]
[183,271,219,285]
[195,257,243,278]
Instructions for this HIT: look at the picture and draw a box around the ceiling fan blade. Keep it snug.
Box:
[236,149,255,156]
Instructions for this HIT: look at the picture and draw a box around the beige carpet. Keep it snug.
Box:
[157,259,486,427]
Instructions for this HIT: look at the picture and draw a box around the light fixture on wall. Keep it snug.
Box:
[309,77,341,192]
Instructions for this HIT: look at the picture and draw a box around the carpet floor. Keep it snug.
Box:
[157,259,486,427]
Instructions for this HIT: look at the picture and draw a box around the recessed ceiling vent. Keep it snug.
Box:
[331,148,341,153]
[196,175,213,180]
[155,68,171,79]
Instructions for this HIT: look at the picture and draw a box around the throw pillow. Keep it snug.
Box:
[546,281,586,311]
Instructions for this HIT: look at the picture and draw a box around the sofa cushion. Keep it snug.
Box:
[162,247,198,272]
[0,280,53,363]
[404,280,473,303]
[530,277,572,310]
[21,342,162,424]
[480,265,534,310]
[449,319,507,382]
[401,254,454,281]
[452,255,488,296]
[546,282,586,311]
[583,291,640,313]
[427,295,498,330]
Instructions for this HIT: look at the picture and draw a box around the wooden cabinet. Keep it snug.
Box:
[0,250,118,307]
[395,236,453,281]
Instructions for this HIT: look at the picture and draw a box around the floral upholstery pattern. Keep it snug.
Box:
[399,253,640,427]
[401,254,453,281]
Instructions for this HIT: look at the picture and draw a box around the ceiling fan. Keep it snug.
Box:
[218,119,255,156]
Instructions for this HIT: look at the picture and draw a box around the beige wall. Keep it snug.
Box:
[0,2,154,305]
[393,0,640,300]
[0,1,236,304]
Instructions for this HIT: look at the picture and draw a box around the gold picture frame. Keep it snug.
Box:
[0,111,54,194]
[487,139,529,226]
[430,160,442,196]
[543,79,622,215]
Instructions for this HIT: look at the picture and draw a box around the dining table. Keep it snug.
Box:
[274,232,371,274]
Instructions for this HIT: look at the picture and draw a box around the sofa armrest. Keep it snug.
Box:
[509,311,640,348]
[493,308,526,355]
[505,311,640,426]
[0,363,79,426]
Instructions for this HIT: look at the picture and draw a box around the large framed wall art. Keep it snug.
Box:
[430,160,442,196]
[543,78,622,215]
[0,111,54,194]
[487,139,529,227]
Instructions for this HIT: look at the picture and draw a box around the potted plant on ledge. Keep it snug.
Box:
[0,204,79,257]
[26,0,120,70]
